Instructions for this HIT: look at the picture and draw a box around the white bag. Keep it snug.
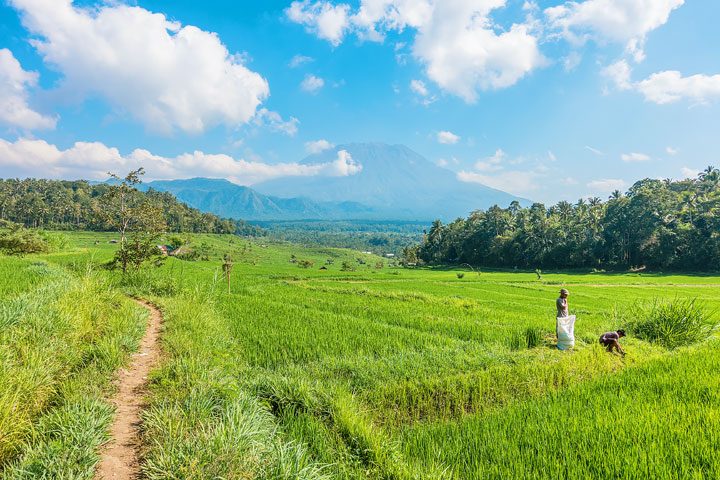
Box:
[556,315,576,350]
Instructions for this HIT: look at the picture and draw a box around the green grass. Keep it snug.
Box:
[2,231,720,479]
[0,263,145,478]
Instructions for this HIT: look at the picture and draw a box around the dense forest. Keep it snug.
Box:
[415,167,720,271]
[0,178,263,236]
[255,219,424,255]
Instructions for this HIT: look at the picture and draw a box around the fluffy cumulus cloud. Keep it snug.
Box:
[0,48,56,130]
[301,74,325,93]
[9,0,269,134]
[437,130,460,144]
[305,139,334,154]
[286,1,351,46]
[604,60,720,105]
[636,71,720,105]
[620,152,650,162]
[546,0,684,62]
[0,137,362,185]
[287,0,544,101]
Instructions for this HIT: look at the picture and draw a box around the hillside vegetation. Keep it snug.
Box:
[0,178,263,235]
[416,167,720,271]
[1,232,718,478]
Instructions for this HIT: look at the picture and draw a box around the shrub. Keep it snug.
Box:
[456,273,465,279]
[0,226,49,255]
[627,298,715,349]
[298,259,314,269]
[340,261,355,272]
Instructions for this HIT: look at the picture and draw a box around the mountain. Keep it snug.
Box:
[254,143,528,220]
[142,178,377,221]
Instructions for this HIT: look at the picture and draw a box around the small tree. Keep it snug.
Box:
[222,254,234,294]
[103,168,167,273]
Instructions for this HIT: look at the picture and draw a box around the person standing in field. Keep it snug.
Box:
[556,288,569,317]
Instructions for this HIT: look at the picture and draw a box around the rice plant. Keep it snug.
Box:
[627,298,715,349]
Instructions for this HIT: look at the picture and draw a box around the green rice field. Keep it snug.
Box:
[1,232,719,479]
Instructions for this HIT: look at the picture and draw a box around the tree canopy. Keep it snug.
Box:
[0,178,263,236]
[416,167,720,271]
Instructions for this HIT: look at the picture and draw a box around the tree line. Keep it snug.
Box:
[414,167,720,271]
[0,177,263,236]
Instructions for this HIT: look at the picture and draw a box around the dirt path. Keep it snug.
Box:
[95,299,162,480]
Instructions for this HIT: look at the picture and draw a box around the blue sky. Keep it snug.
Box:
[0,0,718,203]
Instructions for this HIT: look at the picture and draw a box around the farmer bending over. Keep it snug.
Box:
[599,330,626,355]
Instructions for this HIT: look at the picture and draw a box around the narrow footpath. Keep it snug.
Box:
[94,299,162,480]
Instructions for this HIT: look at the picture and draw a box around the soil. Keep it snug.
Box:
[94,299,162,480]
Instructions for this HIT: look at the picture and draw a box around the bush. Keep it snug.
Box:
[340,261,355,272]
[456,273,465,279]
[0,226,49,255]
[627,298,715,349]
[298,259,314,269]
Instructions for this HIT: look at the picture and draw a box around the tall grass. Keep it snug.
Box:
[0,265,145,477]
[628,298,716,349]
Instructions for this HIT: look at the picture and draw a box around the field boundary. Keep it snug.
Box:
[94,298,162,480]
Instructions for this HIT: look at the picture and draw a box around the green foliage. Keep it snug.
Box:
[298,259,315,269]
[627,298,715,349]
[340,261,355,272]
[0,177,263,235]
[417,168,720,271]
[0,225,49,256]
[456,272,465,279]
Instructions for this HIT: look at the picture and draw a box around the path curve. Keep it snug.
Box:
[95,299,162,480]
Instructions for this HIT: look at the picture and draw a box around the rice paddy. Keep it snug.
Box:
[1,232,719,478]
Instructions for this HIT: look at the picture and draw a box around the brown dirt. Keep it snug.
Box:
[94,299,162,480]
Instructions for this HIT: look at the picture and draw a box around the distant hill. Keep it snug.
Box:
[140,143,529,221]
[254,143,529,219]
[142,178,378,221]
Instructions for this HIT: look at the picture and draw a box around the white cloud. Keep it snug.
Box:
[289,54,314,68]
[0,48,56,130]
[562,51,582,72]
[602,60,632,90]
[603,61,720,105]
[10,0,269,134]
[547,150,557,162]
[585,145,604,156]
[680,167,699,179]
[301,74,325,93]
[327,149,363,176]
[546,0,684,63]
[458,170,539,195]
[587,178,626,192]
[253,108,299,136]
[0,137,362,185]
[666,146,678,155]
[437,130,460,145]
[435,158,448,167]
[636,71,720,105]
[287,1,544,101]
[305,139,334,154]
[621,152,650,162]
[410,79,429,96]
[474,149,506,172]
[286,1,351,46]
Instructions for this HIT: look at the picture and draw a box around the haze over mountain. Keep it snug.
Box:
[142,178,376,221]
[254,143,528,219]
[142,143,528,221]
